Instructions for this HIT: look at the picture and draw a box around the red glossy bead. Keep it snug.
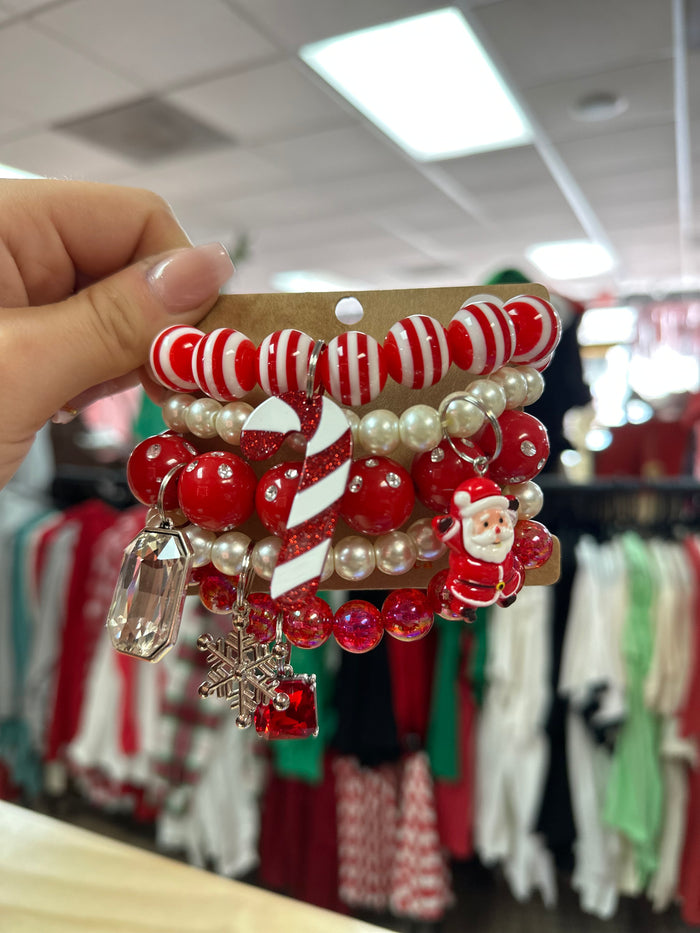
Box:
[247,592,277,643]
[503,295,561,365]
[447,299,515,374]
[178,451,257,531]
[254,676,318,739]
[383,314,451,389]
[127,433,197,509]
[255,462,302,537]
[474,410,550,485]
[411,438,484,513]
[513,519,553,570]
[149,325,202,391]
[340,456,414,534]
[283,597,333,648]
[427,569,462,621]
[320,332,387,406]
[382,589,434,641]
[199,570,238,614]
[192,327,257,401]
[333,600,384,653]
[257,329,316,395]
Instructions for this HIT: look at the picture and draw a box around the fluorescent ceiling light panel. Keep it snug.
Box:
[271,270,370,293]
[300,8,532,161]
[526,240,615,280]
[0,162,39,179]
[577,306,638,346]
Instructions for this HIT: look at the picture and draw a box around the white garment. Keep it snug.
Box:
[475,585,556,906]
[559,537,629,919]
[646,542,697,912]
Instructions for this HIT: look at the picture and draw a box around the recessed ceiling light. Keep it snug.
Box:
[271,270,370,293]
[571,91,628,123]
[300,7,532,161]
[0,162,39,179]
[526,240,615,279]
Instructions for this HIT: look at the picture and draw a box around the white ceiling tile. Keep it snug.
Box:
[113,146,287,206]
[230,0,447,50]
[1,0,54,11]
[168,60,347,145]
[0,129,135,179]
[0,23,139,122]
[211,184,338,229]
[253,124,403,182]
[474,0,672,88]
[558,122,676,178]
[36,0,276,89]
[524,59,674,143]
[441,145,550,196]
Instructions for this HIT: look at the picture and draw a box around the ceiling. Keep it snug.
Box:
[0,0,697,302]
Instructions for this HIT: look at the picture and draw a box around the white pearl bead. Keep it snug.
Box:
[211,531,251,576]
[374,531,417,575]
[490,367,528,409]
[359,409,400,455]
[442,393,485,437]
[146,506,187,527]
[334,535,376,581]
[252,536,281,581]
[503,481,544,519]
[216,402,253,445]
[519,366,545,405]
[399,405,442,452]
[185,397,221,438]
[407,517,446,561]
[320,546,335,581]
[182,524,216,568]
[162,393,192,432]
[343,410,361,446]
[467,379,507,418]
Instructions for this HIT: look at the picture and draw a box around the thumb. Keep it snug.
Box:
[8,242,234,425]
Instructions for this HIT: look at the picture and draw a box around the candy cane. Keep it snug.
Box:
[240,390,353,607]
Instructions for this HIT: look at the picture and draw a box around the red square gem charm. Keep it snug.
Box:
[254,675,318,740]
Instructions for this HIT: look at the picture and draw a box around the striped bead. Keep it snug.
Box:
[320,332,387,406]
[193,328,257,402]
[149,325,202,391]
[384,314,451,389]
[447,300,516,374]
[257,329,315,395]
[503,294,561,365]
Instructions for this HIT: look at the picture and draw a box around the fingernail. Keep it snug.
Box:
[51,404,79,425]
[146,242,234,314]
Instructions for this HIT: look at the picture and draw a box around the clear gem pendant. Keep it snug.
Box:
[107,524,193,662]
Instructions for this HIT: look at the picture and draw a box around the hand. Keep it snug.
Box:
[0,180,234,489]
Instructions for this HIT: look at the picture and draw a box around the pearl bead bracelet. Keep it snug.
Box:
[160,364,544,455]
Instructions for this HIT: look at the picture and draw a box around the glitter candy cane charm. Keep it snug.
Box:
[240,390,353,607]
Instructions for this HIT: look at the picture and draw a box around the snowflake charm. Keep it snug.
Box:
[197,622,292,729]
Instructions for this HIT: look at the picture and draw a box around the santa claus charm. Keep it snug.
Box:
[431,476,524,622]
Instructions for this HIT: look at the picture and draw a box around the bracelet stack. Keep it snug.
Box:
[107,290,561,738]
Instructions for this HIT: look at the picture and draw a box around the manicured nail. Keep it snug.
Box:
[146,242,234,313]
[51,404,79,425]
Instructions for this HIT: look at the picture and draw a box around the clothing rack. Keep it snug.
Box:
[537,477,700,535]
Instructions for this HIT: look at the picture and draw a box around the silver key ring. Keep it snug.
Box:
[155,462,186,526]
[437,393,503,476]
[306,338,327,400]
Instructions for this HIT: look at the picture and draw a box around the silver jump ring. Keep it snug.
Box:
[437,393,503,476]
[306,338,327,400]
[156,462,186,526]
[236,542,255,610]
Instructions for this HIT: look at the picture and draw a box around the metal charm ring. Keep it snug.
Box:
[236,542,256,610]
[437,393,503,476]
[155,462,187,526]
[306,338,327,400]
